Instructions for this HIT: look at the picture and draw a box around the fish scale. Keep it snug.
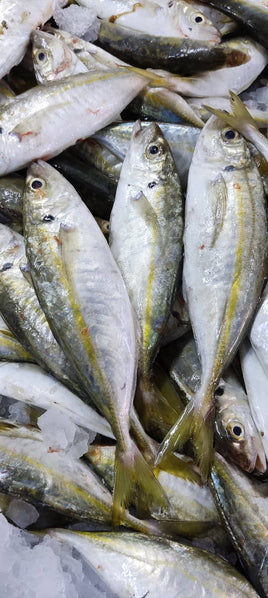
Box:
[156,115,267,481]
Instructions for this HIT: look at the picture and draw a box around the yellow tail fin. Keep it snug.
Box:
[112,440,170,527]
[204,90,257,133]
[155,400,215,482]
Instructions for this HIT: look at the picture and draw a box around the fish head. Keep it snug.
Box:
[193,115,251,169]
[31,30,77,84]
[25,161,71,229]
[0,224,23,272]
[177,4,221,43]
[130,120,175,180]
[214,380,267,474]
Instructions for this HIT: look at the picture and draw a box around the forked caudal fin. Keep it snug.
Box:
[112,439,170,527]
[155,400,215,482]
[204,91,258,135]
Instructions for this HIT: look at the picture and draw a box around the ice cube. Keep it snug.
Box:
[6,499,39,529]
[53,4,100,42]
[37,407,94,457]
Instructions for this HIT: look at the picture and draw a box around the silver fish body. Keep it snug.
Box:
[50,529,259,597]
[157,115,267,479]
[23,160,167,524]
[110,121,184,382]
[211,452,268,597]
[0,68,152,175]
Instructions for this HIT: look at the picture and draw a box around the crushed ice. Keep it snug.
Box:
[37,407,96,458]
[53,4,100,42]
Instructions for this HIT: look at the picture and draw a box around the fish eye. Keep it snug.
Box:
[221,128,240,142]
[227,421,245,441]
[168,1,173,6]
[195,14,204,23]
[38,52,46,61]
[215,386,224,396]
[29,178,45,190]
[42,214,55,222]
[146,142,165,159]
[148,181,157,188]
[149,145,159,155]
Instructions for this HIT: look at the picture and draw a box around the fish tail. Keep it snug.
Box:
[112,440,169,527]
[155,402,194,466]
[155,399,215,482]
[204,91,256,134]
[192,406,215,482]
[118,64,174,89]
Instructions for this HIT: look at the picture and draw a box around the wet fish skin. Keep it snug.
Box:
[97,19,248,75]
[205,91,268,160]
[211,452,268,598]
[200,0,268,49]
[0,67,154,175]
[50,529,259,597]
[0,427,160,536]
[39,28,204,129]
[31,30,88,84]
[159,333,266,473]
[93,121,200,191]
[0,316,34,363]
[151,38,268,98]
[0,225,86,397]
[24,160,168,525]
[49,150,117,221]
[156,115,267,480]
[110,120,184,383]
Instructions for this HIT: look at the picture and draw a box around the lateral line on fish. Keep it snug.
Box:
[211,182,245,387]
[0,446,111,516]
[45,232,110,404]
[143,189,160,376]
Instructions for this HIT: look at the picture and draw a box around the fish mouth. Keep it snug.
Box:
[245,435,267,474]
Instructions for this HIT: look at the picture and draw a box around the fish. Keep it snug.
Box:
[240,339,268,462]
[23,160,168,525]
[0,67,157,175]
[97,19,249,74]
[156,115,267,480]
[0,0,60,79]
[188,96,268,127]
[0,422,161,535]
[76,0,221,41]
[211,452,268,598]
[49,149,118,220]
[0,174,24,227]
[109,121,184,402]
[0,316,34,363]
[0,80,16,105]
[159,333,266,473]
[205,91,268,160]
[49,529,259,597]
[31,30,88,84]
[93,120,200,190]
[37,28,204,127]
[86,443,221,521]
[150,38,268,97]
[199,0,268,49]
[249,281,268,377]
[189,0,238,35]
[0,225,88,398]
[0,361,114,439]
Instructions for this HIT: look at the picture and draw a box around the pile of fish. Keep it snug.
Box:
[0,0,268,596]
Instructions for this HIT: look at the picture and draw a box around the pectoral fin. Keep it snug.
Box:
[209,174,228,248]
